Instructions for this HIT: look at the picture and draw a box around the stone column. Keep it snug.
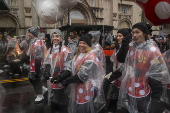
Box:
[110,0,113,25]
[19,0,26,35]
[31,0,39,26]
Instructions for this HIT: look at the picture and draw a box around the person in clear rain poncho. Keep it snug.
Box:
[88,31,105,68]
[27,26,47,103]
[19,35,28,60]
[51,34,106,113]
[67,35,78,56]
[117,22,169,113]
[43,29,73,113]
[163,49,170,104]
[5,34,22,77]
[104,28,131,113]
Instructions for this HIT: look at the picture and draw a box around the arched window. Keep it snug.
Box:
[69,10,85,25]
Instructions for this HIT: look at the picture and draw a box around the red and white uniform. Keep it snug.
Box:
[46,45,73,89]
[29,39,44,72]
[126,43,162,97]
[67,51,105,113]
[118,40,169,113]
[111,49,122,88]
[73,53,101,104]
[163,50,170,89]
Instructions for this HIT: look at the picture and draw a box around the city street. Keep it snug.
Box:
[0,59,50,113]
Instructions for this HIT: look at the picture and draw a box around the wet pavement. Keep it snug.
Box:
[0,58,51,113]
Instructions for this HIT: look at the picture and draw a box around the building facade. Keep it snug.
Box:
[0,0,169,38]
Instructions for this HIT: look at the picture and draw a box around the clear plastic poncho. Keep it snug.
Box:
[43,45,73,105]
[0,83,6,113]
[163,49,170,103]
[65,51,106,113]
[88,31,106,68]
[19,40,28,60]
[163,49,170,76]
[6,38,22,62]
[107,48,124,99]
[67,38,78,56]
[118,39,169,113]
[27,38,46,60]
[105,33,113,46]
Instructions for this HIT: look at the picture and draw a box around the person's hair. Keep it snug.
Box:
[143,32,149,41]
[168,34,170,38]
[76,44,91,56]
[69,35,76,40]
[115,39,119,51]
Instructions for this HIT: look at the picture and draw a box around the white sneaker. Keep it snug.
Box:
[3,65,9,68]
[20,66,22,72]
[14,74,19,76]
[35,94,44,102]
[42,86,48,94]
[0,70,3,74]
[26,65,30,70]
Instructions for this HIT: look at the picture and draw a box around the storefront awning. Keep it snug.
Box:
[0,0,10,10]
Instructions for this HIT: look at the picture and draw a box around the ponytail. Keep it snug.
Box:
[59,41,62,53]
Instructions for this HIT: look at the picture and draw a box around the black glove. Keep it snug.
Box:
[43,64,51,80]
[61,75,83,87]
[50,70,71,84]
[108,70,122,83]
[50,76,62,84]
[43,71,50,80]
[150,98,164,113]
[58,70,71,80]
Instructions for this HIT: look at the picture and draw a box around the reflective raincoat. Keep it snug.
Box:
[118,40,169,113]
